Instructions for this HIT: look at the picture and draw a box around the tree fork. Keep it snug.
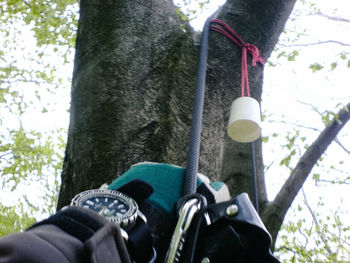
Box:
[58,0,298,246]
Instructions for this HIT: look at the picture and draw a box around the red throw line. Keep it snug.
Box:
[210,19,264,97]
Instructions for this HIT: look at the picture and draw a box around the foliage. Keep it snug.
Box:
[270,0,350,72]
[0,0,78,47]
[0,0,78,234]
[262,0,350,259]
[0,128,66,214]
[174,0,210,21]
[0,203,36,237]
[275,191,350,262]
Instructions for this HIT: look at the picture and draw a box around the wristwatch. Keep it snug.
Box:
[70,186,156,263]
[70,189,139,228]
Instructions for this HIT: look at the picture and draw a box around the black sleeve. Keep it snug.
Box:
[0,207,131,263]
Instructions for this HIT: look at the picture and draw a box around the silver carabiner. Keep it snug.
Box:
[165,198,202,263]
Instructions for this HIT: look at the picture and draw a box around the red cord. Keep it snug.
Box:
[210,19,264,97]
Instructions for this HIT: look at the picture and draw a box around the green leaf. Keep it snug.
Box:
[309,63,323,73]
[297,204,302,211]
[287,50,299,61]
[0,204,36,237]
[176,8,188,22]
[267,61,277,67]
[330,62,337,70]
[277,51,286,58]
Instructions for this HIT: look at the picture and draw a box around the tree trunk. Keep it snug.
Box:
[58,0,303,246]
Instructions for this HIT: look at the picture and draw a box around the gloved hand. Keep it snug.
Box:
[107,162,231,261]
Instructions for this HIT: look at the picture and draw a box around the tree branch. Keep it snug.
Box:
[0,151,13,159]
[267,115,350,156]
[302,189,336,261]
[317,179,350,185]
[279,40,350,47]
[22,0,31,8]
[261,102,350,244]
[275,101,350,213]
[315,10,350,23]
[334,137,350,155]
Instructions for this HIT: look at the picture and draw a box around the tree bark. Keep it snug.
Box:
[58,0,346,248]
[58,0,198,207]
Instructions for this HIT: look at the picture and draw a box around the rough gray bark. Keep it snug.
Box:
[56,0,350,249]
[58,0,297,240]
[59,0,198,206]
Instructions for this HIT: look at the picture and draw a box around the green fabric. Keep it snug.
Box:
[209,181,224,191]
[108,163,201,214]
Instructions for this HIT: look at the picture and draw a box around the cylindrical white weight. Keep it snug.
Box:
[227,96,261,143]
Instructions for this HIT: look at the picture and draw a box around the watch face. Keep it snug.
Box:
[71,189,138,227]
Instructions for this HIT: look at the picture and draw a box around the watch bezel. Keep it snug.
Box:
[70,189,138,227]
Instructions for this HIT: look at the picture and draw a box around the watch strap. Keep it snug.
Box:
[111,179,156,262]
[126,217,155,263]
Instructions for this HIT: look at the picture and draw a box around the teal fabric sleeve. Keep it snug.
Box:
[108,163,201,214]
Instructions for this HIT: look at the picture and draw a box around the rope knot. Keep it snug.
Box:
[210,19,264,97]
[246,43,264,66]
